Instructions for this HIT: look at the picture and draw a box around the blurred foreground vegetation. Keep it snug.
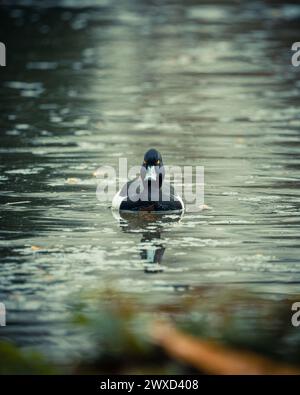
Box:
[1,287,300,374]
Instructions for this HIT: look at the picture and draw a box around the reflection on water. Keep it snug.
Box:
[1,0,300,362]
[116,211,183,271]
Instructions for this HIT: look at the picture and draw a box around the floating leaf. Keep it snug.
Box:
[66,177,81,184]
[31,245,42,251]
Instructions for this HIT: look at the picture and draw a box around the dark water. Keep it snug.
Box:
[1,0,300,364]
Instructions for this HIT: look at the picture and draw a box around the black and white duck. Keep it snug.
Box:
[112,148,184,213]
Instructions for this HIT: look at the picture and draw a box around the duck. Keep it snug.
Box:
[112,148,184,213]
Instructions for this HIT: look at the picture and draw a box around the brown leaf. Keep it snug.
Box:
[31,245,42,251]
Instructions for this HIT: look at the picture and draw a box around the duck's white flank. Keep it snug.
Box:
[111,188,125,210]
[175,193,185,212]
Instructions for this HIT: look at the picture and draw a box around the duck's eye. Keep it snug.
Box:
[156,160,160,165]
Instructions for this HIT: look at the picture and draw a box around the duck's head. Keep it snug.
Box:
[140,148,165,187]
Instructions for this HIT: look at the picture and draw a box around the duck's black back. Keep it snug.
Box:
[119,178,183,212]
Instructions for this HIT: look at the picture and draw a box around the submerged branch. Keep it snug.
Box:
[151,322,300,375]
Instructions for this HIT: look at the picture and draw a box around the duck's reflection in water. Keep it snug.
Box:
[113,211,183,273]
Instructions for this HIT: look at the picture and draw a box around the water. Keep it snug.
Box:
[1,0,300,364]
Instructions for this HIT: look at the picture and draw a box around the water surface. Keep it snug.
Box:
[1,0,300,363]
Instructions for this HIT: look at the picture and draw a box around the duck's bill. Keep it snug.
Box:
[145,166,157,181]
